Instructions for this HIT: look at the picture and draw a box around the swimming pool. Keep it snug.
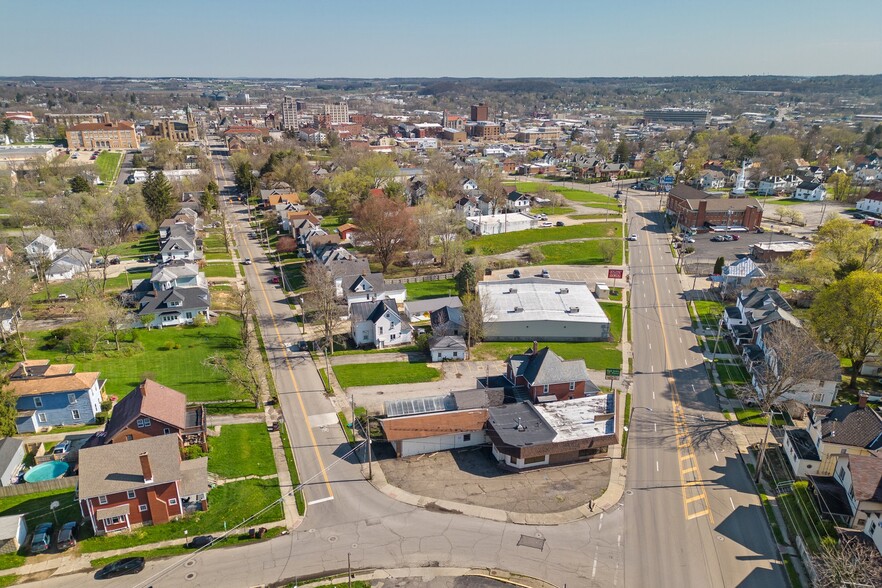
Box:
[24,461,69,483]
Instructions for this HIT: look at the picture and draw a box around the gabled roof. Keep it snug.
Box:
[796,180,823,191]
[722,257,765,280]
[429,335,467,351]
[509,347,590,387]
[430,305,464,328]
[151,262,198,283]
[349,299,400,325]
[27,234,56,250]
[139,286,209,316]
[78,435,182,499]
[103,379,187,441]
[846,454,882,503]
[860,191,882,203]
[161,236,195,254]
[6,363,100,398]
[811,405,882,450]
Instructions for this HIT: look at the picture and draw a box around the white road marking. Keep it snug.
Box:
[730,497,736,511]
[307,496,334,506]
[648,343,652,350]
[714,451,719,462]
[656,461,660,472]
[617,534,622,548]
[592,546,599,578]
[679,336,682,344]
[654,422,657,432]
[652,390,656,399]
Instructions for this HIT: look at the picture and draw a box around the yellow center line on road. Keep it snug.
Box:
[635,199,713,525]
[212,156,334,498]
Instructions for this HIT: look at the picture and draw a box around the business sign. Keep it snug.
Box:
[605,368,621,380]
[608,269,624,279]
[662,176,675,185]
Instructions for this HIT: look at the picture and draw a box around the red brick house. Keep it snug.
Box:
[665,184,763,231]
[100,379,207,450]
[505,343,599,403]
[78,435,208,535]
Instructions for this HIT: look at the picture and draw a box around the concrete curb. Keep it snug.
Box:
[292,566,561,588]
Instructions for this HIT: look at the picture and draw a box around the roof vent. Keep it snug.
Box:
[512,306,524,313]
[508,288,518,294]
[558,288,569,294]
[568,307,580,313]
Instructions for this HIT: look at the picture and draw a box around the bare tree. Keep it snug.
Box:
[739,321,840,480]
[461,293,490,354]
[302,263,345,353]
[0,263,33,360]
[352,193,416,272]
[811,534,882,588]
[105,299,133,352]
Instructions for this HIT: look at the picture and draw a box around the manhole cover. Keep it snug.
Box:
[626,490,634,495]
[185,559,196,567]
[352,543,358,548]
[186,572,197,580]
[308,528,316,533]
[517,534,546,551]
[328,535,337,543]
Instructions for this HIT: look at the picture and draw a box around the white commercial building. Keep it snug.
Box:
[466,213,537,235]
[478,278,611,342]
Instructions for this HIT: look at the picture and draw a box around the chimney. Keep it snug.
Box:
[139,452,153,484]
[140,382,148,398]
[858,391,869,409]
[532,341,538,354]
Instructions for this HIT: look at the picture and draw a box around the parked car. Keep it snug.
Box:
[722,234,734,241]
[540,269,550,278]
[555,221,565,227]
[511,269,521,278]
[248,232,257,239]
[30,522,53,554]
[53,440,71,455]
[297,340,309,352]
[109,257,120,265]
[94,557,146,580]
[537,214,547,220]
[628,234,638,241]
[710,235,724,242]
[187,535,215,549]
[684,237,696,243]
[269,276,280,284]
[56,521,78,551]
[854,213,867,219]
[57,293,69,300]
[242,258,252,265]
[539,221,553,228]
[730,235,740,241]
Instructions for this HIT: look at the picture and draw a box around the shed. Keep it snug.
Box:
[429,335,467,362]
[0,515,26,554]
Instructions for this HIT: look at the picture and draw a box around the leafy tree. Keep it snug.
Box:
[456,261,477,297]
[595,140,610,160]
[642,150,678,179]
[460,293,486,353]
[827,172,851,202]
[131,152,147,168]
[69,175,91,193]
[113,185,149,239]
[599,240,618,263]
[356,153,399,189]
[351,193,416,272]
[713,257,725,275]
[757,135,799,176]
[613,140,630,164]
[810,271,882,388]
[141,171,174,225]
[815,218,881,275]
[0,379,18,437]
[201,180,218,214]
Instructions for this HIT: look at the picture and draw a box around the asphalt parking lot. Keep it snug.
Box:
[682,230,807,265]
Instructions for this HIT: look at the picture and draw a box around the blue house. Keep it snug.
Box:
[8,361,105,434]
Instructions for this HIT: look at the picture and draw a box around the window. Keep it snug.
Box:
[68,393,76,405]
[33,397,43,408]
[837,467,846,482]
[185,312,192,319]
[452,352,458,358]
[523,455,547,465]
[569,382,576,391]
[139,504,148,512]
[98,495,108,505]
[463,434,471,442]
[543,384,549,394]
[103,516,124,525]
[163,428,171,435]
[168,498,178,506]
[37,413,47,423]
[125,434,134,441]
[127,490,136,499]
[379,326,384,335]
[390,334,396,341]
[136,418,151,428]
[71,409,81,420]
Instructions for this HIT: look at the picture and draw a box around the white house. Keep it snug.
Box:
[349,299,413,349]
[461,178,479,192]
[504,191,531,213]
[429,335,467,362]
[46,249,92,282]
[865,512,882,558]
[0,515,27,555]
[792,180,826,201]
[160,236,197,263]
[758,176,786,196]
[380,408,488,458]
[713,257,766,293]
[25,234,58,261]
[339,273,406,308]
[696,170,726,190]
[856,191,882,215]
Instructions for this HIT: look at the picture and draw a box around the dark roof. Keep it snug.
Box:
[811,405,882,449]
[350,299,400,325]
[342,273,387,295]
[797,180,822,191]
[487,402,556,447]
[739,287,792,313]
[0,438,23,468]
[785,429,820,461]
[367,299,401,323]
[808,475,853,519]
[451,388,504,410]
[138,286,209,316]
[103,380,187,441]
[510,347,590,387]
[430,306,465,328]
[847,454,882,502]
[669,184,712,201]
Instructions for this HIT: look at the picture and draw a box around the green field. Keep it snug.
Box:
[510,182,621,211]
[332,361,441,389]
[80,478,283,553]
[203,262,237,278]
[469,222,622,255]
[716,362,751,387]
[208,423,276,479]
[531,205,576,215]
[569,213,621,220]
[693,299,724,330]
[30,269,152,302]
[94,151,122,184]
[404,278,457,300]
[111,231,160,259]
[24,316,243,401]
[537,240,623,265]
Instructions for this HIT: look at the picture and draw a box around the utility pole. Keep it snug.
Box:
[348,553,352,588]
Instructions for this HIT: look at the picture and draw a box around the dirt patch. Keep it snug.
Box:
[379,446,609,514]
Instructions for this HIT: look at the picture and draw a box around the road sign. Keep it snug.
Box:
[662,176,675,185]
[605,368,621,380]
[608,269,624,279]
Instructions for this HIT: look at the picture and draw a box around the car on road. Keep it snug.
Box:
[269,276,280,284]
[30,522,53,554]
[511,269,521,278]
[684,237,696,243]
[138,256,150,263]
[555,221,565,227]
[53,440,71,455]
[248,232,257,239]
[187,535,215,549]
[628,234,638,241]
[242,258,252,265]
[94,557,146,580]
[539,221,553,228]
[537,213,547,220]
[540,269,550,278]
[56,522,78,551]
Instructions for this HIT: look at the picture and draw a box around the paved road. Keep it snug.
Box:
[622,194,787,587]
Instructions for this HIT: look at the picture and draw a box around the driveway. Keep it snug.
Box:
[378,445,611,514]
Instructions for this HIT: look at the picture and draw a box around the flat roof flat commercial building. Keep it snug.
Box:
[644,108,710,126]
[478,278,610,342]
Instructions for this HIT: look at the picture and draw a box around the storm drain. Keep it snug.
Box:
[517,534,546,551]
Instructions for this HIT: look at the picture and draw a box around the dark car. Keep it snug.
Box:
[187,535,215,549]
[854,213,867,219]
[511,269,521,278]
[555,221,565,227]
[30,522,53,554]
[109,257,120,265]
[731,234,740,241]
[269,276,280,284]
[56,521,78,551]
[298,340,309,352]
[95,557,146,580]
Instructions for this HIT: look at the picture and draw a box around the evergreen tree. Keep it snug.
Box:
[201,180,219,214]
[141,171,173,225]
[69,175,91,193]
[713,257,725,275]
[456,261,477,296]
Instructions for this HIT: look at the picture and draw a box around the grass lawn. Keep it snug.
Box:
[111,231,159,258]
[331,344,420,357]
[716,362,750,387]
[735,407,788,427]
[202,234,229,254]
[693,299,724,330]
[532,205,576,215]
[29,270,152,302]
[280,260,306,291]
[404,278,457,300]
[332,362,441,389]
[318,368,331,393]
[469,222,621,255]
[80,478,283,553]
[204,251,232,261]
[537,240,622,265]
[203,262,237,278]
[24,316,243,402]
[278,424,305,515]
[208,423,276,479]
[319,215,346,232]
[705,337,737,356]
[0,575,16,587]
[777,281,812,293]
[94,151,122,184]
[768,198,805,207]
[204,401,261,416]
[0,488,79,568]
[600,301,624,341]
[569,213,621,220]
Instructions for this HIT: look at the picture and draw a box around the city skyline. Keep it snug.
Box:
[2,0,881,78]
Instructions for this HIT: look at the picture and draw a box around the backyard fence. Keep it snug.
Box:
[0,476,78,497]
[387,272,454,285]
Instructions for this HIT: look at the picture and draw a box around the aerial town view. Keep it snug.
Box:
[1,2,881,587]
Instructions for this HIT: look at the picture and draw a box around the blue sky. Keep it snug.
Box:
[2,0,880,78]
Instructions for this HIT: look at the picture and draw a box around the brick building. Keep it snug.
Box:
[66,121,139,150]
[665,184,763,231]
[470,103,489,122]
[504,343,599,403]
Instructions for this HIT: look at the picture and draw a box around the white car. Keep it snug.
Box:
[539,221,554,228]
[628,234,638,241]
[685,237,696,243]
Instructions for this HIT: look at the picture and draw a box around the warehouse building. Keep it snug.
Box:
[478,278,610,342]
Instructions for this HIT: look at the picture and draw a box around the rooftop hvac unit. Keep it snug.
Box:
[512,306,524,313]
[568,307,580,313]
[558,288,569,294]
[508,288,518,294]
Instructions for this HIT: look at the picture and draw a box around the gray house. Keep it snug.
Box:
[0,438,24,486]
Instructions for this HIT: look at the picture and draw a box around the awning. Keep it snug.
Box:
[95,504,130,520]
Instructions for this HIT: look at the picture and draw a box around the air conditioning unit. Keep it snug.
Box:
[558,288,569,294]
[508,288,518,294]
[568,307,580,313]
[512,306,524,313]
